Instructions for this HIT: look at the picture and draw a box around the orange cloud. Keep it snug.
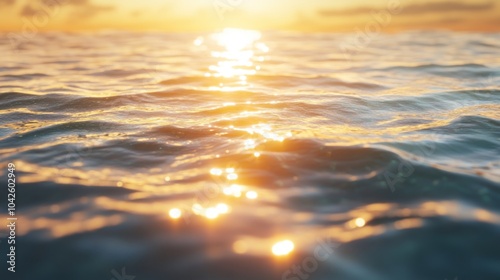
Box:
[319,1,494,16]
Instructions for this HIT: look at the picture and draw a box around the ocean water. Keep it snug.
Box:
[0,29,499,280]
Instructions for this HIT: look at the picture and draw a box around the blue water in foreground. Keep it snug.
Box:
[0,30,499,280]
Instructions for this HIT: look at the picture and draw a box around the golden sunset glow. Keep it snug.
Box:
[1,0,498,32]
[2,0,498,278]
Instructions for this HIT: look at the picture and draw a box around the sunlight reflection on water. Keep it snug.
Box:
[2,28,500,279]
[196,28,268,91]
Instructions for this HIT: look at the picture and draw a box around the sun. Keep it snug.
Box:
[212,28,262,52]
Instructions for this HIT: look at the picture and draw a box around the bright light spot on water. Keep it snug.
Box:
[205,207,219,219]
[246,191,258,200]
[355,218,366,227]
[210,168,223,176]
[254,152,261,157]
[233,240,248,254]
[256,42,269,52]
[245,124,290,142]
[225,167,235,173]
[224,184,243,197]
[194,36,204,46]
[244,139,256,149]
[192,203,203,215]
[216,203,230,214]
[272,240,294,256]
[191,203,230,220]
[169,208,182,219]
[227,173,238,180]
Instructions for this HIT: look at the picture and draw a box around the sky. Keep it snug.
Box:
[0,0,499,32]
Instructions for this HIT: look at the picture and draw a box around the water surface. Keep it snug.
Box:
[0,29,499,280]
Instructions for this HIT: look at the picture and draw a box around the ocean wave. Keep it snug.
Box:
[1,30,500,280]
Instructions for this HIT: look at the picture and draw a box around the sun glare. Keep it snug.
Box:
[169,208,182,219]
[213,28,262,52]
[196,28,268,90]
[246,191,258,200]
[272,240,295,256]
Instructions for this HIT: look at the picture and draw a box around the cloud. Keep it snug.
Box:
[19,0,114,18]
[0,0,15,5]
[64,0,91,4]
[64,0,115,18]
[70,4,114,18]
[400,1,494,15]
[19,5,38,17]
[318,6,373,17]
[319,1,494,16]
